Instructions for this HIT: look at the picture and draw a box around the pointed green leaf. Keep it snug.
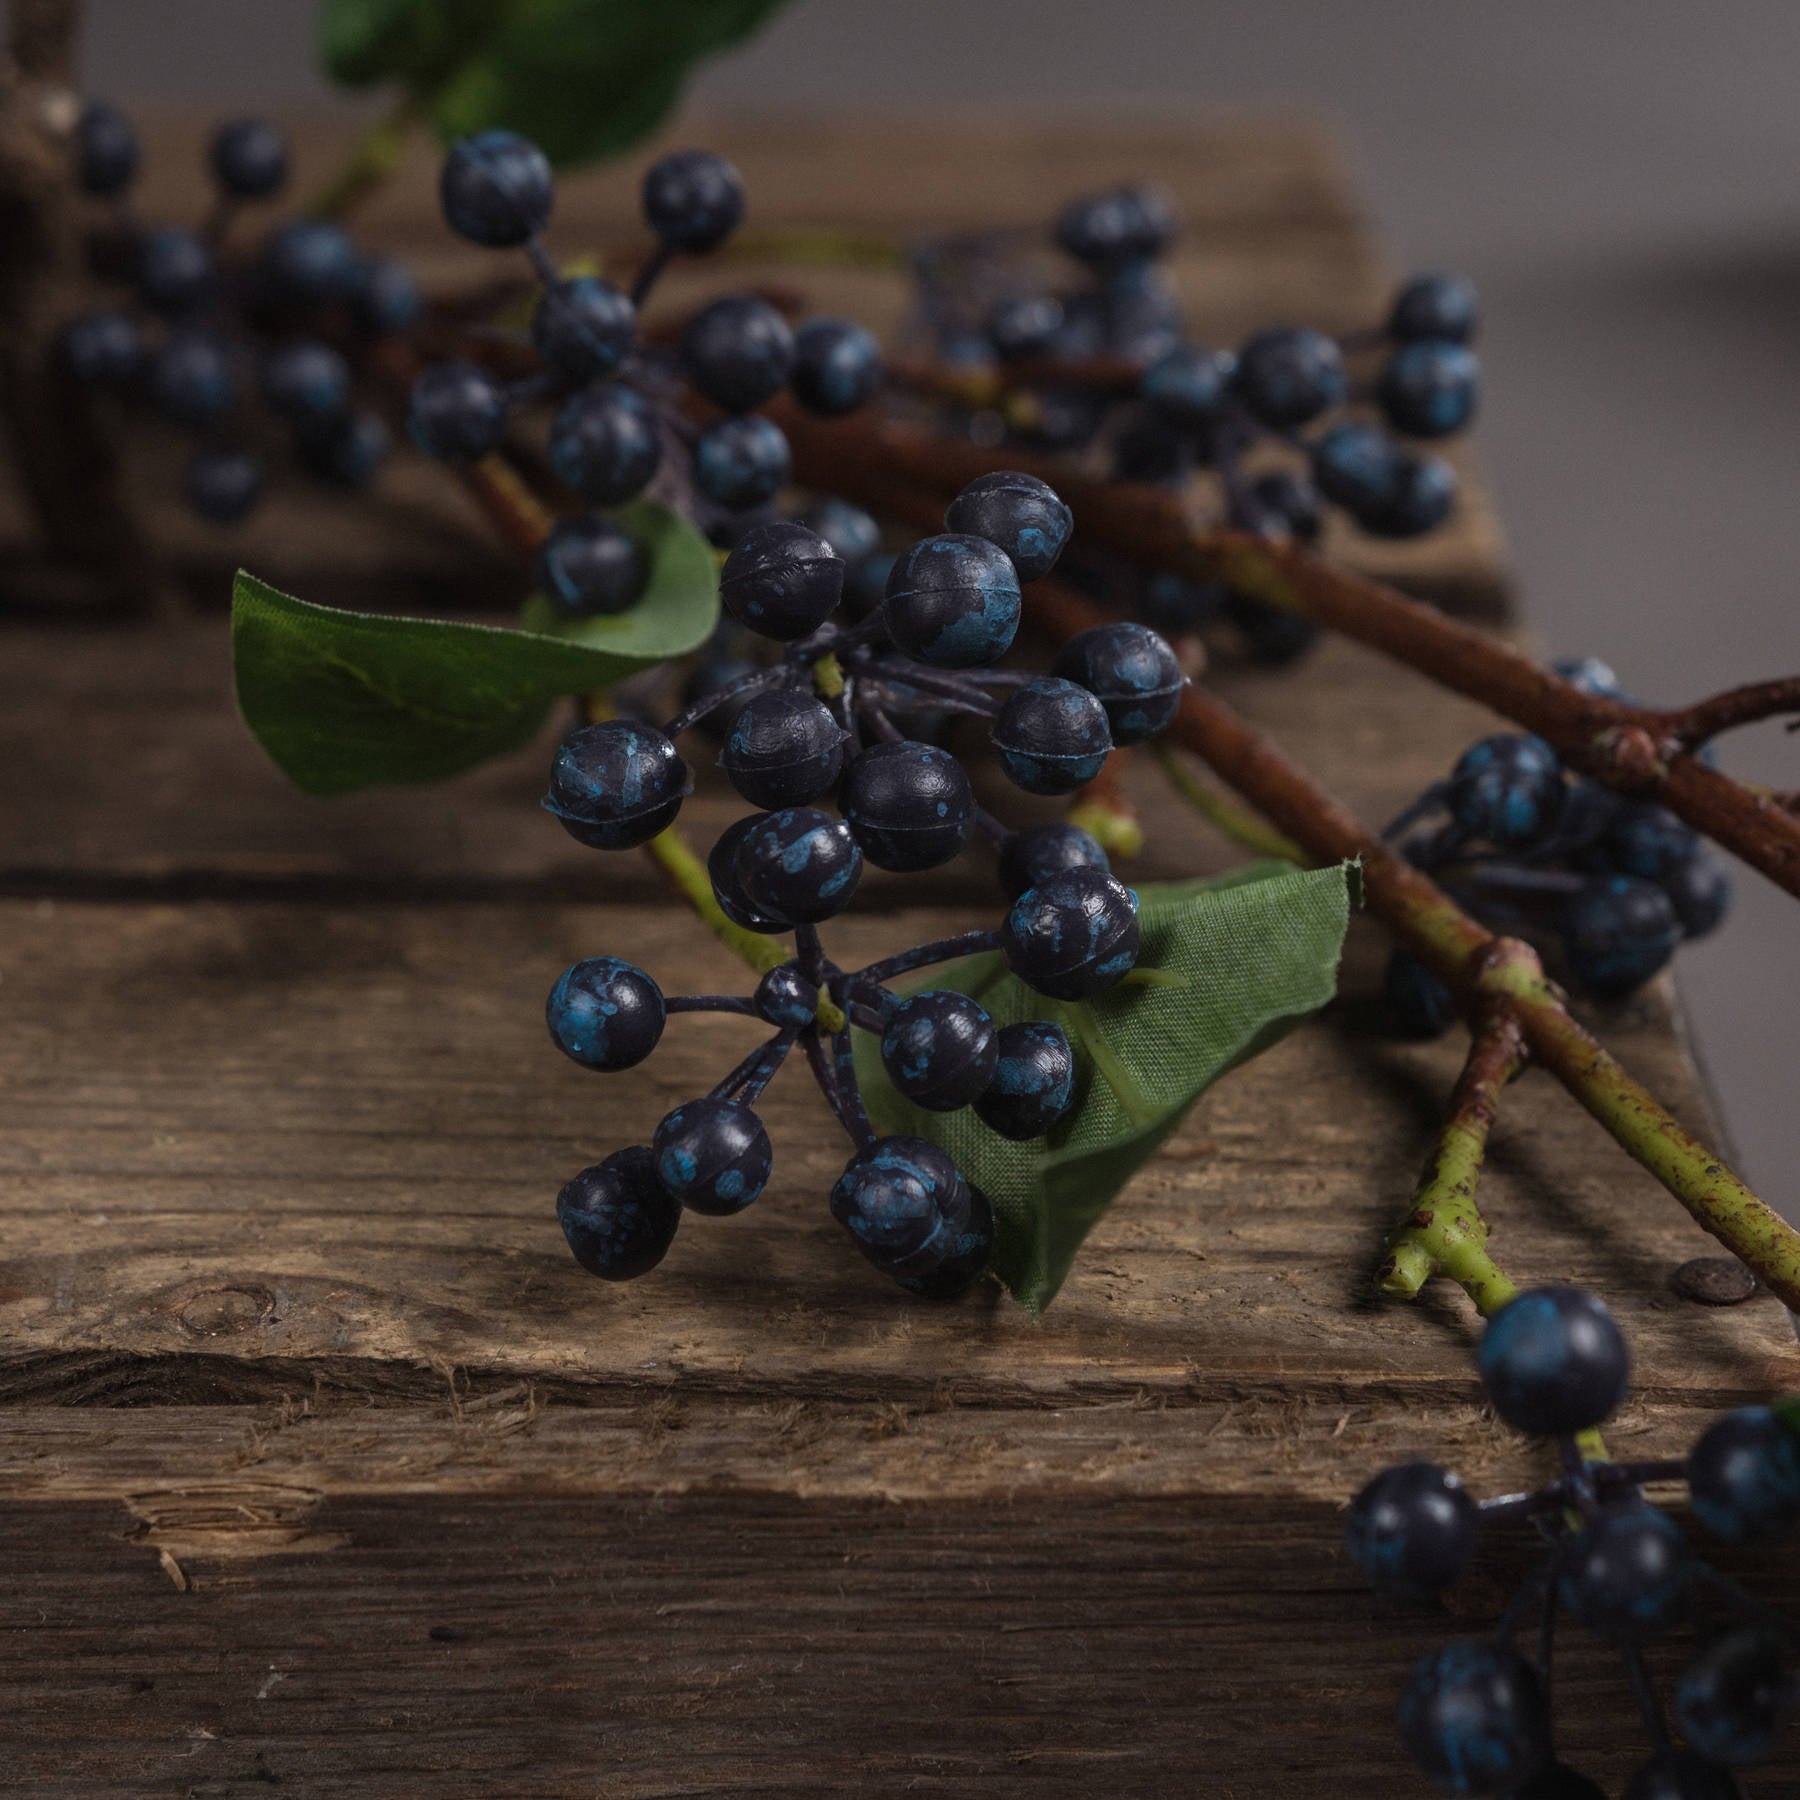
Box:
[233,499,717,796]
[856,862,1357,1316]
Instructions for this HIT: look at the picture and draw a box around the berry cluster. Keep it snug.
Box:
[540,473,1183,1293]
[62,102,417,522]
[407,132,882,618]
[1382,660,1732,1037]
[1350,1284,1798,1797]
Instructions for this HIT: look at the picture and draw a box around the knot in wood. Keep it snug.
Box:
[175,1282,275,1338]
[1590,724,1664,787]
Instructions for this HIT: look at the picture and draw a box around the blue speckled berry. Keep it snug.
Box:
[1380,340,1481,439]
[693,414,790,510]
[735,805,863,925]
[546,956,665,1071]
[1559,1503,1691,1639]
[298,410,389,489]
[440,130,552,247]
[1606,804,1701,882]
[556,1145,680,1280]
[792,497,879,565]
[260,219,361,304]
[944,471,1072,582]
[1004,866,1140,1001]
[1055,185,1174,270]
[1390,273,1480,345]
[149,332,234,425]
[407,362,507,463]
[1346,1462,1478,1597]
[985,294,1064,362]
[1232,327,1345,428]
[1359,453,1457,538]
[720,519,844,639]
[543,720,690,850]
[210,118,288,198]
[753,963,818,1029]
[1622,1751,1744,1800]
[63,312,142,385]
[1141,343,1232,431]
[654,1097,772,1215]
[348,256,422,337]
[880,991,998,1113]
[790,316,881,416]
[1051,621,1183,745]
[137,227,214,315]
[1688,1407,1800,1545]
[997,822,1110,902]
[549,383,661,505]
[1562,874,1682,998]
[1478,1286,1629,1437]
[535,514,645,618]
[532,277,635,384]
[883,534,1022,669]
[260,340,350,426]
[830,1135,972,1274]
[1224,590,1320,665]
[642,149,744,252]
[1397,1642,1550,1797]
[1676,1629,1791,1768]
[1448,734,1565,849]
[185,447,263,524]
[707,815,788,934]
[975,1021,1077,1141]
[681,294,794,414]
[841,740,974,872]
[894,1184,995,1300]
[1139,571,1225,636]
[1383,948,1458,1041]
[1312,421,1403,514]
[992,677,1113,796]
[1553,655,1627,699]
[1663,853,1732,940]
[719,689,847,809]
[75,101,138,196]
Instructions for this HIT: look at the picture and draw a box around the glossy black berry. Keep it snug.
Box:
[1247,469,1323,543]
[707,815,787,934]
[532,276,635,384]
[1311,421,1404,514]
[260,340,350,426]
[556,1145,681,1280]
[883,535,1021,669]
[1383,948,1458,1041]
[1477,1285,1630,1437]
[1606,804,1701,882]
[1345,1461,1478,1596]
[1140,343,1231,431]
[693,414,790,510]
[1055,185,1174,269]
[1232,327,1345,428]
[735,805,863,925]
[298,410,388,489]
[535,515,645,618]
[944,472,1072,582]
[1390,273,1480,345]
[408,362,507,463]
[1398,1642,1549,1796]
[1621,1751,1744,1800]
[1663,853,1733,940]
[1224,591,1320,665]
[792,497,879,565]
[975,1021,1077,1141]
[992,677,1113,795]
[790,316,881,416]
[543,720,690,850]
[545,956,666,1071]
[1359,453,1456,538]
[1102,258,1182,362]
[1676,1629,1792,1768]
[840,741,975,872]
[1004,866,1140,1000]
[753,963,818,1029]
[63,312,142,385]
[841,549,896,623]
[642,149,745,252]
[1688,1407,1800,1545]
[830,1136,972,1274]
[654,1097,772,1215]
[1562,874,1682,998]
[893,1184,995,1300]
[259,219,360,305]
[720,520,844,639]
[148,332,234,425]
[210,119,288,198]
[1051,621,1183,745]
[880,991,998,1113]
[997,822,1110,902]
[348,256,421,337]
[1554,655,1626,699]
[719,689,848,808]
[1379,340,1481,439]
[986,295,1063,362]
[75,101,138,196]
[185,447,263,524]
[1448,734,1565,849]
[681,295,794,414]
[1558,1503,1691,1639]
[548,383,661,505]
[440,130,553,247]
[134,227,213,316]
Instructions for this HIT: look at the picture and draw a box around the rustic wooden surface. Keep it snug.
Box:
[1,112,1796,1799]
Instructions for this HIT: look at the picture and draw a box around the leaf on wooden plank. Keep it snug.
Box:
[232,499,717,796]
[855,862,1358,1316]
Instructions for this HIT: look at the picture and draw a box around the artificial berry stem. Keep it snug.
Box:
[855,929,1004,986]
[1659,675,1800,749]
[1066,751,1146,858]
[641,822,788,981]
[1150,742,1307,863]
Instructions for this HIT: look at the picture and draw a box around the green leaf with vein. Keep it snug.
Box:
[232,499,717,796]
[855,862,1357,1316]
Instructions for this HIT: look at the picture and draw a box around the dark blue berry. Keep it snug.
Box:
[209,119,288,198]
[148,332,234,425]
[1223,591,1320,665]
[1359,453,1456,538]
[184,447,262,524]
[1448,734,1565,849]
[1345,1461,1478,1596]
[642,149,744,253]
[1022,388,1108,451]
[682,646,758,744]
[1663,853,1732,940]
[944,471,1072,581]
[260,340,350,426]
[654,1098,772,1215]
[440,130,553,247]
[1004,866,1140,1000]
[543,720,690,850]
[719,689,847,808]
[792,497,879,565]
[62,312,142,384]
[975,1021,1077,1141]
[841,549,896,623]
[841,740,974,872]
[880,991,998,1112]
[1606,804,1701,881]
[753,963,818,1030]
[557,1145,680,1280]
[408,362,507,463]
[830,1136,971,1274]
[260,220,360,305]
[298,410,388,489]
[791,317,881,416]
[532,277,635,384]
[1379,340,1481,439]
[1562,874,1681,998]
[1101,257,1182,361]
[1140,343,1232,431]
[1553,655,1626,699]
[1390,273,1479,345]
[720,520,843,639]
[693,414,790,510]
[535,514,645,618]
[1688,1407,1800,1545]
[1311,421,1404,514]
[1051,621,1183,744]
[992,677,1113,795]
[1232,327,1345,428]
[735,805,863,925]
[997,822,1109,902]
[545,956,666,1071]
[1676,1629,1792,1768]
[986,295,1064,362]
[1478,1286,1630,1437]
[681,295,794,414]
[707,815,788,934]
[893,1184,995,1300]
[1621,1751,1744,1800]
[1383,948,1458,1040]
[136,228,214,315]
[1397,1643,1550,1796]
[883,534,1022,669]
[75,102,138,196]
[1246,468,1323,542]
[1558,1503,1691,1639]
[348,256,422,337]
[1044,291,1107,359]
[1055,186,1174,270]
[1139,572,1225,636]
[548,383,660,504]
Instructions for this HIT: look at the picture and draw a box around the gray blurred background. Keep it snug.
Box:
[63,0,1800,1203]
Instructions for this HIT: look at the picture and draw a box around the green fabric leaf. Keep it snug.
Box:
[855,863,1357,1316]
[232,499,717,796]
[319,0,792,166]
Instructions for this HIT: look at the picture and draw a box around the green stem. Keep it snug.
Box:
[1151,744,1306,864]
[718,228,909,272]
[305,95,422,222]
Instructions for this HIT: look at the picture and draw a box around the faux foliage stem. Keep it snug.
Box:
[305,95,423,222]
[1150,743,1306,863]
